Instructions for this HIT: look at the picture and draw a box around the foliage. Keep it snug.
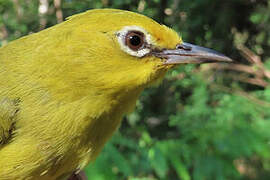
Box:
[1,0,270,179]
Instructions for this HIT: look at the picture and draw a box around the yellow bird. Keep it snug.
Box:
[0,9,231,180]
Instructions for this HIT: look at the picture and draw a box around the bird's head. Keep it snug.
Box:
[31,9,231,100]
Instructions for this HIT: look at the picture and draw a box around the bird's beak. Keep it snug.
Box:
[154,42,232,64]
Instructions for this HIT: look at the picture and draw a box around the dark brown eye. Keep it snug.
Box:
[125,31,145,50]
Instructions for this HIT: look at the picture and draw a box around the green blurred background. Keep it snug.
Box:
[1,0,270,179]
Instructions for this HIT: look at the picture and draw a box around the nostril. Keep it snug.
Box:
[176,44,182,49]
[176,44,192,51]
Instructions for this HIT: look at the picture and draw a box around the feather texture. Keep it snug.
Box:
[0,9,181,179]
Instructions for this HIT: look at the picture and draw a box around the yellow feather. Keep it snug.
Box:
[0,9,181,179]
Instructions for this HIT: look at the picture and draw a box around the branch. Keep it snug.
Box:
[203,63,263,77]
[210,84,270,107]
[238,45,270,79]
[12,0,23,20]
[54,0,63,23]
[39,0,49,30]
[0,25,8,40]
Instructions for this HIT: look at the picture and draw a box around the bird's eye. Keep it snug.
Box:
[117,26,151,57]
[125,31,145,51]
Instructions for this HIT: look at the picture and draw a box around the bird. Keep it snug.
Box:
[0,9,231,180]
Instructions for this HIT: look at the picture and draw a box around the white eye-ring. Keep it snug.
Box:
[116,26,153,57]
